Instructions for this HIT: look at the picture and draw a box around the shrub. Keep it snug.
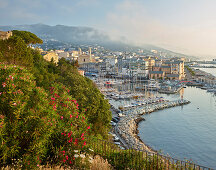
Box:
[0,63,56,168]
[0,64,91,168]
[46,83,91,168]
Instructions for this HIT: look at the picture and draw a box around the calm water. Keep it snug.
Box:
[138,87,216,168]
[199,67,216,77]
[197,64,216,77]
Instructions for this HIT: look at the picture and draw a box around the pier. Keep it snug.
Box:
[115,99,190,151]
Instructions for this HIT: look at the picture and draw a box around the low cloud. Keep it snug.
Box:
[103,0,216,57]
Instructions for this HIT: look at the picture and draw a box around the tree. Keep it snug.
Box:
[0,35,33,67]
[12,30,43,45]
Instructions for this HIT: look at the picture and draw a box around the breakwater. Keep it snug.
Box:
[116,99,190,152]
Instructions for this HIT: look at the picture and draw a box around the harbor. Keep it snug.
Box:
[115,99,190,151]
[84,64,216,168]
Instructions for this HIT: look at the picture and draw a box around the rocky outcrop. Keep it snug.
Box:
[0,31,12,40]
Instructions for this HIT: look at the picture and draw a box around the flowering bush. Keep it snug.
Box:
[0,63,56,168]
[47,83,91,167]
[0,63,91,168]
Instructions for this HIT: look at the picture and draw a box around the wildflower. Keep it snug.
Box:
[13,103,17,106]
[80,154,85,158]
[66,155,69,160]
[61,116,63,120]
[74,154,79,158]
[74,150,78,153]
[83,141,86,146]
[2,82,6,87]
[51,97,55,100]
[87,126,90,130]
[63,159,66,163]
[76,115,78,118]
[70,114,72,118]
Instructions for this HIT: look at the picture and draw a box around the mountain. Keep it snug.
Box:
[0,24,109,44]
[0,24,195,58]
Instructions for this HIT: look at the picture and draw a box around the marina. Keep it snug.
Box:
[87,65,216,168]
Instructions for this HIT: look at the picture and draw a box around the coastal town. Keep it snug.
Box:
[28,36,216,152]
[1,0,216,168]
[1,29,216,169]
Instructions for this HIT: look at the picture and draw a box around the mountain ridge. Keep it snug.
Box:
[0,23,195,58]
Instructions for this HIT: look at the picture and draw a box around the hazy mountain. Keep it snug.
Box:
[0,23,195,58]
[0,24,109,44]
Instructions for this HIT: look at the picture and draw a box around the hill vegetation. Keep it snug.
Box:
[0,30,111,168]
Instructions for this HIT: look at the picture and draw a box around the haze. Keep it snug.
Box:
[1,0,216,59]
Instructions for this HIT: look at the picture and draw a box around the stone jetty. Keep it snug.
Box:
[116,99,190,152]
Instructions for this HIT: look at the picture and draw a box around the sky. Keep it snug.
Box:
[1,0,216,59]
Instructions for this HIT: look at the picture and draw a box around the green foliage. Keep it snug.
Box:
[12,30,43,45]
[0,64,56,168]
[31,49,58,89]
[0,29,111,141]
[0,64,91,168]
[56,61,111,138]
[46,83,91,167]
[185,65,195,76]
[0,30,43,67]
[0,35,34,67]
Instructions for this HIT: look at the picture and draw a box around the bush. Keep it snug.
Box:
[0,64,91,168]
[0,63,56,168]
[46,83,91,168]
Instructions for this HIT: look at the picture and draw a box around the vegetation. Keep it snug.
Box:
[0,30,111,138]
[185,65,195,76]
[12,30,43,45]
[0,30,111,168]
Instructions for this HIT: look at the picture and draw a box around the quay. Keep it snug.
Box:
[114,99,190,152]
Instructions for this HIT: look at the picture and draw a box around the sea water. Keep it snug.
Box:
[138,87,216,168]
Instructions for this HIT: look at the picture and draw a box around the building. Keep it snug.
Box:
[149,71,165,79]
[143,57,155,70]
[161,66,171,75]
[163,60,185,80]
[166,74,180,80]
[78,48,93,65]
[58,52,69,58]
[43,52,59,64]
[0,31,12,40]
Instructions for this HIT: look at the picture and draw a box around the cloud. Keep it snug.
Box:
[103,0,216,57]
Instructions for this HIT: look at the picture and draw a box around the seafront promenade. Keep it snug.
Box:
[114,99,190,152]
